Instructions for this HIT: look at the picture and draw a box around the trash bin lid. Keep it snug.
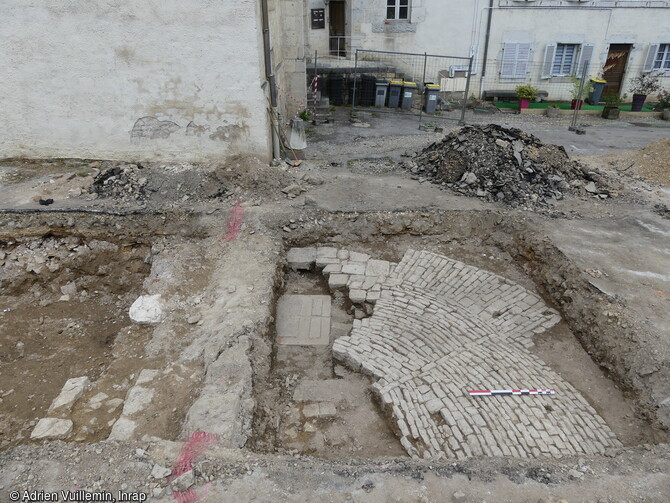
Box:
[590,78,607,83]
[390,79,404,85]
[425,83,440,90]
[376,79,389,86]
[403,81,417,88]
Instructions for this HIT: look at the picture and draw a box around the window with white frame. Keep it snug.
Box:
[653,44,670,70]
[386,0,410,20]
[552,43,579,75]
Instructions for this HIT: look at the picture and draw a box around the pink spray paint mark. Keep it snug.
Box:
[222,200,244,242]
[170,432,219,503]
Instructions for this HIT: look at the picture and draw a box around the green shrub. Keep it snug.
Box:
[515,84,538,100]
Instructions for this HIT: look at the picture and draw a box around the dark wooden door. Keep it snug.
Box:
[329,1,346,57]
[602,44,632,96]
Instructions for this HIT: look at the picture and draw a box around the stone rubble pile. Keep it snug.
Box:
[404,124,609,208]
[92,163,148,202]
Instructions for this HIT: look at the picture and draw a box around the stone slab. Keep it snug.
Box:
[30,418,73,440]
[48,376,90,413]
[277,295,331,346]
[287,247,316,271]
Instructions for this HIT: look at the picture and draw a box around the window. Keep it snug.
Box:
[653,44,670,70]
[387,0,410,20]
[552,44,578,75]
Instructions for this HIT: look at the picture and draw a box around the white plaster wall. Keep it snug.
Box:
[483,4,670,100]
[303,0,670,101]
[1,1,271,162]
[269,0,307,119]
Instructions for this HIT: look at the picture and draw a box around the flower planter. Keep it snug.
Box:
[570,99,584,110]
[518,98,530,109]
[545,107,560,118]
[631,93,647,112]
[662,109,670,121]
[601,106,620,120]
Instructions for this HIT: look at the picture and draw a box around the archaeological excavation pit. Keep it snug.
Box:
[250,217,666,461]
[2,209,667,470]
[0,215,216,452]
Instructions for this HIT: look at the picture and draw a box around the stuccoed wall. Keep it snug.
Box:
[1,1,271,162]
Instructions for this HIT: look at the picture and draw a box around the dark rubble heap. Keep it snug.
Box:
[404,124,609,209]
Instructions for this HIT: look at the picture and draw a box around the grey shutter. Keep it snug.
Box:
[644,43,660,72]
[501,43,518,78]
[514,43,531,78]
[576,44,594,77]
[469,44,479,75]
[541,43,556,79]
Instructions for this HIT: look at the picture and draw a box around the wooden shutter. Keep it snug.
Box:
[541,44,556,79]
[576,43,594,77]
[644,43,660,73]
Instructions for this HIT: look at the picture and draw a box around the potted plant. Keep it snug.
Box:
[515,84,538,110]
[569,74,595,110]
[601,91,624,120]
[655,89,670,120]
[545,104,561,118]
[628,74,661,112]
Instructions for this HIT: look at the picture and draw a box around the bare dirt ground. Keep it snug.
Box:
[1,110,670,502]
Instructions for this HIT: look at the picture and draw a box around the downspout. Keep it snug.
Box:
[479,0,494,99]
[260,0,281,161]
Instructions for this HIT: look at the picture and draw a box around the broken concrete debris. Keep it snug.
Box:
[404,124,609,208]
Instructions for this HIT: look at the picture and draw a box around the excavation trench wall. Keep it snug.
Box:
[277,209,669,433]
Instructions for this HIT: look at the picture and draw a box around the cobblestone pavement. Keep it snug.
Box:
[288,247,623,460]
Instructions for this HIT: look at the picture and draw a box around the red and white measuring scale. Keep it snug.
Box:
[468,389,556,396]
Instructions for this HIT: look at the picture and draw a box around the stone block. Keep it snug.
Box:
[287,247,316,271]
[342,262,366,275]
[328,274,349,289]
[48,376,90,413]
[303,402,337,418]
[129,294,163,324]
[366,259,390,277]
[349,289,367,303]
[31,418,73,440]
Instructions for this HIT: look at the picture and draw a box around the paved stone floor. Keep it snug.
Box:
[276,294,331,346]
[288,247,623,460]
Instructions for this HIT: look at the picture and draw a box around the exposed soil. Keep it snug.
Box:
[1,117,670,502]
[590,138,670,187]
[0,236,152,450]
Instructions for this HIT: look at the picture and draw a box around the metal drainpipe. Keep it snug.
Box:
[479,0,494,99]
[260,0,281,161]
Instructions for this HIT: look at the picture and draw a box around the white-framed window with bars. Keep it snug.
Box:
[552,43,579,75]
[386,0,410,20]
[653,44,670,70]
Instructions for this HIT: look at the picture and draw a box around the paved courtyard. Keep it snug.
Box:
[288,246,623,460]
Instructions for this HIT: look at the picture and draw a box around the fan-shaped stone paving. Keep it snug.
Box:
[288,246,623,460]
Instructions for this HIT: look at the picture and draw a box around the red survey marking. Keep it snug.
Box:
[222,200,244,242]
[170,432,219,503]
[172,431,220,479]
[468,389,556,396]
[656,290,669,301]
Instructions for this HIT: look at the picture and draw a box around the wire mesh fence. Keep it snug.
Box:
[308,50,669,128]
[313,49,474,125]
